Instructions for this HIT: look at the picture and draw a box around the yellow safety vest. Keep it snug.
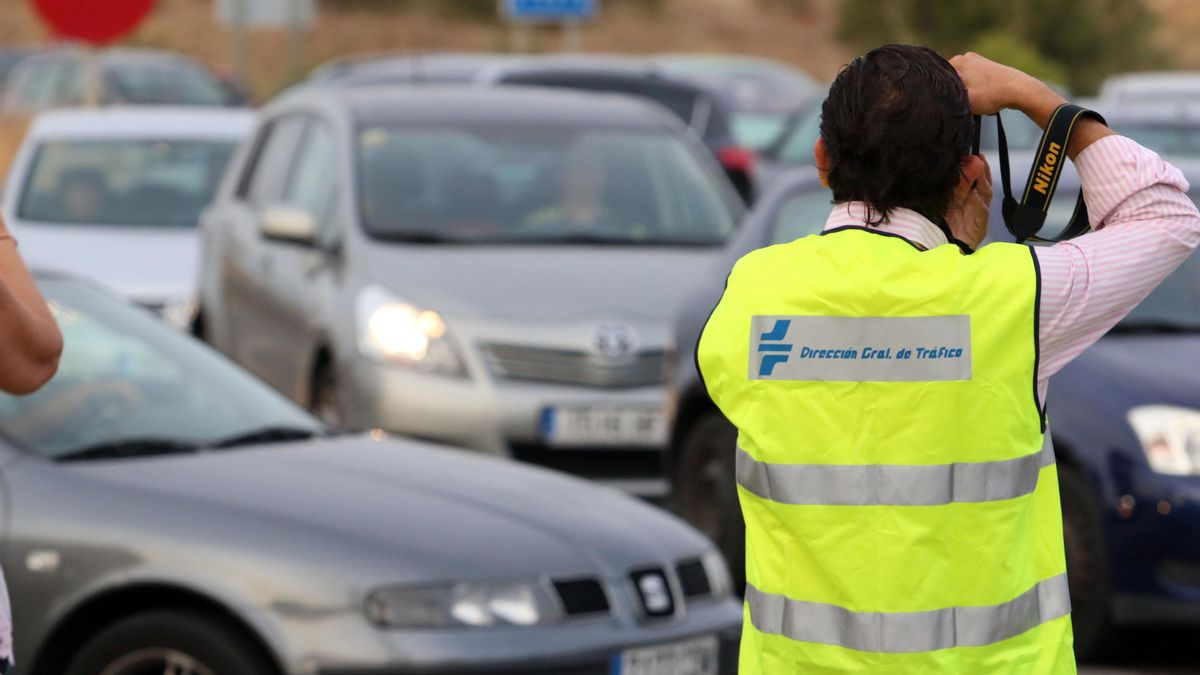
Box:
[697,227,1075,674]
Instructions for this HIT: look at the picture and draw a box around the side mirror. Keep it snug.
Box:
[260,206,317,246]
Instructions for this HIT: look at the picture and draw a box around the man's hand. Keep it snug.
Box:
[950,52,1113,160]
[946,154,992,251]
[949,52,1055,117]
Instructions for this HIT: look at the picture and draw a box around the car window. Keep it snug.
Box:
[1106,122,1200,158]
[776,103,821,166]
[502,73,703,130]
[17,138,239,227]
[239,116,306,206]
[357,124,741,246]
[104,61,235,106]
[0,280,323,459]
[8,63,62,108]
[770,188,835,245]
[51,61,83,106]
[282,119,338,238]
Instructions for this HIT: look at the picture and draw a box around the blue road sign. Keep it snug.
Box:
[502,0,598,22]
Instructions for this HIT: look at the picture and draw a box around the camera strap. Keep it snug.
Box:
[994,103,1105,243]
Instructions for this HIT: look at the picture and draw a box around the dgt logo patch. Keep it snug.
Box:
[757,318,793,376]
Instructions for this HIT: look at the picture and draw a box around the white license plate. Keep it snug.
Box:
[541,405,668,448]
[614,635,719,675]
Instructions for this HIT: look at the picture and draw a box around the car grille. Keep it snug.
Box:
[676,558,713,598]
[553,578,611,616]
[482,343,666,389]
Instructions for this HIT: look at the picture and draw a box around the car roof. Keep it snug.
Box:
[309,51,711,93]
[293,85,679,131]
[26,106,258,141]
[1099,71,1200,100]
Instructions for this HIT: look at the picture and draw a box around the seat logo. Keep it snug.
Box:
[757,318,793,376]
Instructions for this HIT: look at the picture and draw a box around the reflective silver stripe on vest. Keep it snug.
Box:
[746,573,1071,653]
[737,436,1054,506]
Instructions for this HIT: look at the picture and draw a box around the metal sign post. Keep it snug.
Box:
[216,0,316,89]
[498,0,599,53]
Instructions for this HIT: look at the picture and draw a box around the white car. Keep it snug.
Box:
[1,107,256,328]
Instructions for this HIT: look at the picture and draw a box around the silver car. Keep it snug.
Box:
[198,87,743,497]
[1,107,256,328]
[2,274,741,674]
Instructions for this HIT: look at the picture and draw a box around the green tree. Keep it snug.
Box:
[838,0,1163,95]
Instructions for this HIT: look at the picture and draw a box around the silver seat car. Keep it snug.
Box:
[198,87,743,497]
[4,273,740,674]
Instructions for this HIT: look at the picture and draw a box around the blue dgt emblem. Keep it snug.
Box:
[758,319,793,376]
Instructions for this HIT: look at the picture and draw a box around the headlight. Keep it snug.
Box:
[355,285,464,376]
[161,294,198,330]
[1127,405,1200,475]
[700,549,734,598]
[364,578,564,629]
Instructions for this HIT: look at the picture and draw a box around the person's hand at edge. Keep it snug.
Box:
[0,214,62,394]
[950,52,1113,160]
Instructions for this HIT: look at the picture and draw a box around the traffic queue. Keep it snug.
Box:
[0,43,1198,674]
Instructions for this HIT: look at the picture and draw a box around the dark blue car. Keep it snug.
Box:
[667,158,1200,659]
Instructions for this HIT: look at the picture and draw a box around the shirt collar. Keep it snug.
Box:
[822,202,948,250]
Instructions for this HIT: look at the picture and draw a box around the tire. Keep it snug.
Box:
[1058,464,1114,661]
[65,609,274,675]
[674,411,745,590]
[310,358,342,428]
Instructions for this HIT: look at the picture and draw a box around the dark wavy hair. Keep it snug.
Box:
[820,44,974,226]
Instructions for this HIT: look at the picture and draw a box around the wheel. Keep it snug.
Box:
[65,609,274,675]
[310,359,342,427]
[674,410,745,590]
[1058,464,1114,660]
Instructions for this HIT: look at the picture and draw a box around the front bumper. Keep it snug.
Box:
[339,357,670,497]
[1107,464,1200,624]
[266,595,742,675]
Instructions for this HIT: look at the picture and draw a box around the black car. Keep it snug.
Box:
[306,52,759,203]
[667,165,1200,659]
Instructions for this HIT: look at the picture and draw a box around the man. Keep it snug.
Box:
[697,46,1200,673]
[0,213,62,672]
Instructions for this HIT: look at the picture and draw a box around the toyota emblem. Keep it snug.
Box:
[594,323,637,358]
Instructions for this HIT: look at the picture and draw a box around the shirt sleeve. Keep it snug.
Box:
[1035,135,1200,384]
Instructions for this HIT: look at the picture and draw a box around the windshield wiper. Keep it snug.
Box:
[1110,321,1200,335]
[205,425,326,450]
[512,233,723,247]
[56,438,201,462]
[369,231,462,244]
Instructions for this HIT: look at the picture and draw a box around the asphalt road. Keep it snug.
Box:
[1078,627,1200,674]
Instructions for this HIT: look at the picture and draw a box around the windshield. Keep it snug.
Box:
[105,62,240,106]
[357,125,740,245]
[17,139,237,227]
[0,280,324,459]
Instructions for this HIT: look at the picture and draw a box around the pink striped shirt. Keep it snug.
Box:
[822,136,1200,402]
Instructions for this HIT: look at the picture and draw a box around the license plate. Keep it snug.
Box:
[613,635,719,675]
[541,405,667,448]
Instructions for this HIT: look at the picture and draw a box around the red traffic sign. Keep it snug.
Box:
[31,0,156,45]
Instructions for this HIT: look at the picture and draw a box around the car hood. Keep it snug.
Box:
[363,243,723,322]
[1058,334,1200,407]
[69,435,712,582]
[10,222,198,303]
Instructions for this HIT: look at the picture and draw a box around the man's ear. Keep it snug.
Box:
[814,138,830,189]
[955,154,986,200]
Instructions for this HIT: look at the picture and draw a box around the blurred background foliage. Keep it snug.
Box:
[838,0,1163,94]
